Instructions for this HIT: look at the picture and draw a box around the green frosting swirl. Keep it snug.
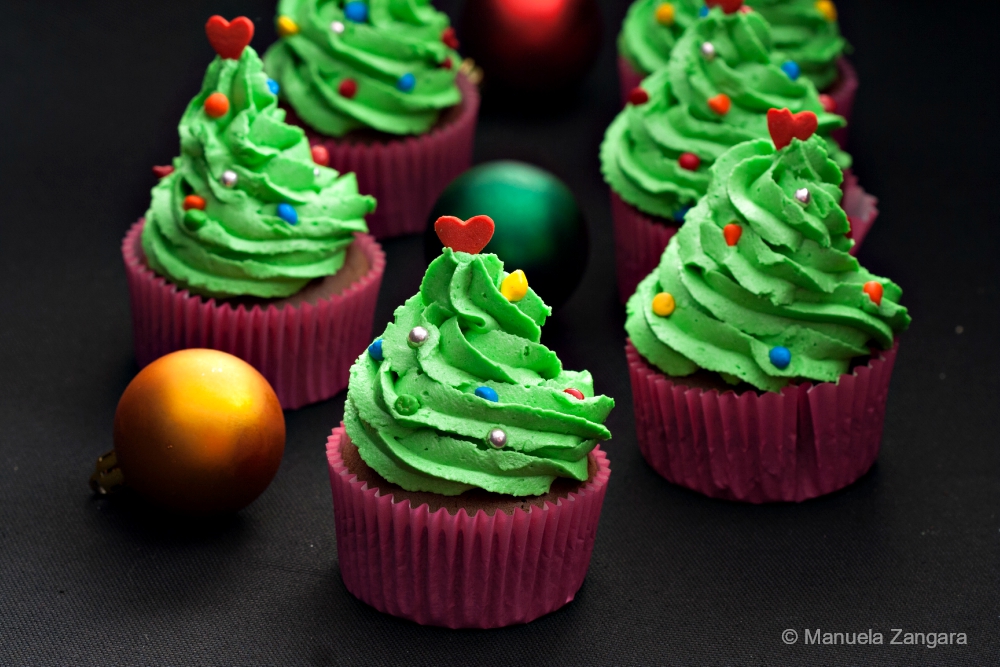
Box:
[263,0,461,136]
[602,7,849,220]
[619,1,847,90]
[345,248,615,496]
[625,135,910,392]
[142,47,375,299]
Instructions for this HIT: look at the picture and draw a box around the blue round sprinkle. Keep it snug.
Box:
[475,386,499,402]
[769,346,792,369]
[277,203,298,225]
[267,78,280,95]
[699,5,709,17]
[781,60,801,81]
[396,72,416,93]
[344,1,368,23]
[673,206,691,223]
[368,339,383,361]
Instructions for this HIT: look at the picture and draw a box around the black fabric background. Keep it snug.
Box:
[2,1,997,664]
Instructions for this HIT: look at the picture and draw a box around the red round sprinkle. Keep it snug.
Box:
[563,388,585,400]
[442,56,453,70]
[845,216,855,239]
[338,78,358,98]
[708,93,731,115]
[678,152,701,171]
[819,94,837,113]
[311,145,329,166]
[442,27,460,50]
[183,195,206,211]
[628,87,649,105]
[152,165,174,178]
[204,92,230,118]
[723,223,742,246]
[863,281,883,306]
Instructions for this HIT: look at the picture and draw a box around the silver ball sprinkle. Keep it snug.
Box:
[795,187,811,204]
[488,428,507,448]
[313,167,321,178]
[700,42,716,60]
[331,20,345,33]
[220,170,238,187]
[408,326,429,347]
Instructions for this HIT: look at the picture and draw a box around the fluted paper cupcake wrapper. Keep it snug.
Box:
[291,74,479,240]
[610,175,878,303]
[122,220,386,410]
[616,55,858,149]
[626,339,899,503]
[325,425,612,629]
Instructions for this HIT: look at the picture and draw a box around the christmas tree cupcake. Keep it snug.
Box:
[602,0,876,302]
[326,215,614,628]
[617,0,856,133]
[123,16,385,409]
[264,0,479,239]
[625,110,910,503]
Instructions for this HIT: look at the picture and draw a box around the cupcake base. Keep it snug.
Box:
[122,220,386,410]
[289,74,480,240]
[626,339,899,503]
[610,175,878,303]
[325,425,611,628]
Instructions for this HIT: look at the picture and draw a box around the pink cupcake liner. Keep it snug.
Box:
[626,339,899,503]
[610,175,877,302]
[325,425,612,629]
[122,220,386,410]
[828,57,858,148]
[291,74,480,240]
[617,54,645,105]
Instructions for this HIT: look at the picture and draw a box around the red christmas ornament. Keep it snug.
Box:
[723,223,742,246]
[434,215,496,254]
[183,195,206,211]
[205,15,255,60]
[563,388,584,400]
[706,0,744,14]
[767,108,818,150]
[338,78,358,98]
[152,165,174,178]
[628,87,649,105]
[678,152,701,171]
[863,281,884,306]
[708,93,731,115]
[819,94,837,113]
[311,145,330,166]
[461,0,601,93]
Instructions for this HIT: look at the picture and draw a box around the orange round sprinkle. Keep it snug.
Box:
[183,195,206,211]
[204,92,230,118]
[723,223,742,246]
[863,281,883,306]
[652,292,676,317]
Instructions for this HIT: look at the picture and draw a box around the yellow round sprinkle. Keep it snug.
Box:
[276,16,300,37]
[652,292,676,317]
[500,270,529,303]
[815,0,837,21]
[655,3,676,26]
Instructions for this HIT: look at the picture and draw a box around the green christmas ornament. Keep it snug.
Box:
[424,161,588,310]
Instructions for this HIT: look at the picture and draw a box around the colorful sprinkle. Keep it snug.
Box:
[699,5,709,17]
[276,15,299,37]
[442,27,460,50]
[368,339,383,361]
[152,165,174,179]
[652,292,676,317]
[707,0,745,14]
[183,209,208,231]
[408,326,429,346]
[781,60,801,81]
[338,78,358,98]
[628,87,649,105]
[475,386,499,402]
[769,346,792,369]
[344,2,369,22]
[678,152,701,171]
[708,93,731,115]
[815,0,837,21]
[311,145,330,166]
[204,92,230,118]
[395,394,421,416]
[442,57,453,70]
[672,206,691,223]
[819,94,837,113]
[795,187,811,204]
[700,41,716,59]
[863,281,884,306]
[396,73,416,93]
[723,223,742,246]
[488,428,507,448]
[220,170,238,187]
[564,388,585,400]
[655,2,676,25]
[183,194,206,211]
[500,270,529,302]
[331,20,345,34]
[276,203,298,225]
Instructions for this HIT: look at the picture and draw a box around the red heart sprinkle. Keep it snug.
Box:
[152,165,174,178]
[563,388,585,400]
[767,108,818,150]
[863,281,883,306]
[442,27,460,50]
[723,223,742,246]
[434,215,495,254]
[205,16,255,60]
[708,93,731,115]
[628,87,649,105]
[706,0,744,14]
[311,145,329,166]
